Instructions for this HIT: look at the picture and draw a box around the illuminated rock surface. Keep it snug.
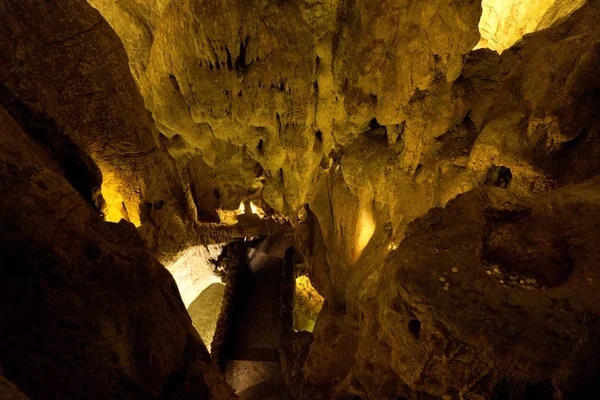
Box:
[165,244,223,307]
[1,0,600,399]
[476,0,587,52]
[188,282,226,352]
[293,275,324,332]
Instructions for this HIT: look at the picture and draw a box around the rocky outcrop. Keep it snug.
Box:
[0,0,236,396]
[0,104,235,398]
[298,179,600,399]
[362,180,600,399]
[294,3,600,398]
[0,0,202,259]
[476,0,587,52]
[0,375,30,400]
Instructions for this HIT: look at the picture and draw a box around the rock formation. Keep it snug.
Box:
[0,105,234,399]
[1,0,600,398]
[476,0,588,52]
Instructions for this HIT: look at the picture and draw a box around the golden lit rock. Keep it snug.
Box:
[188,282,226,352]
[164,245,224,307]
[294,275,324,333]
[476,0,587,52]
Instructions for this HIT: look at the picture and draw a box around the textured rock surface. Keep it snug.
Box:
[189,282,226,351]
[295,2,600,398]
[296,181,600,399]
[365,182,600,399]
[87,0,482,215]
[0,0,204,259]
[476,0,586,52]
[0,106,235,399]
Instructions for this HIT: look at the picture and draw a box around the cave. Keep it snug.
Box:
[1,0,600,399]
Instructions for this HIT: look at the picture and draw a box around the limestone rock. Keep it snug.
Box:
[188,282,227,352]
[476,0,587,52]
[0,0,200,259]
[301,179,600,399]
[0,105,235,399]
[372,181,600,398]
[86,0,482,214]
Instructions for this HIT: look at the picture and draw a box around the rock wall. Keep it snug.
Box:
[350,180,600,399]
[0,0,236,397]
[0,105,234,399]
[0,0,204,259]
[296,2,600,398]
[476,0,587,52]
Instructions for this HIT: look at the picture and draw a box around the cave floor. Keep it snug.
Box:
[223,242,291,399]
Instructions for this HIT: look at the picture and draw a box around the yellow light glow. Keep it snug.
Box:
[216,201,265,225]
[355,204,375,260]
[294,275,324,332]
[216,209,238,225]
[474,0,583,52]
[236,202,246,215]
[101,171,140,226]
[164,245,224,308]
[249,201,265,218]
[387,243,398,251]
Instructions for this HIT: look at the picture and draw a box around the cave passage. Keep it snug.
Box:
[217,236,296,399]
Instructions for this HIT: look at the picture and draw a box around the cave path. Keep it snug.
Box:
[222,237,293,399]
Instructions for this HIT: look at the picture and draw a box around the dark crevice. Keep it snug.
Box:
[225,47,233,70]
[523,379,555,400]
[168,74,181,93]
[276,112,282,138]
[0,83,104,213]
[368,117,383,131]
[414,163,423,177]
[408,319,421,340]
[186,165,220,223]
[235,36,249,74]
[485,165,512,188]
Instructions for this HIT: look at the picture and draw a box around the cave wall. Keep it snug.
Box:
[0,105,234,399]
[344,181,600,399]
[0,0,206,259]
[0,0,236,398]
[476,0,587,52]
[86,0,482,215]
[298,2,600,398]
[2,0,600,398]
